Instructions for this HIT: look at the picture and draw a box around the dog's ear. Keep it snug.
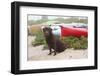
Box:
[41,26,45,32]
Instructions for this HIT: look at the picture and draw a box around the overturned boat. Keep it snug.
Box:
[61,26,88,37]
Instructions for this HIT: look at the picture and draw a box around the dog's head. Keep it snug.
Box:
[42,27,52,37]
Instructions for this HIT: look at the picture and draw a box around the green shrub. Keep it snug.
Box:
[61,36,87,49]
[61,36,79,48]
[32,31,88,50]
[32,31,46,46]
[42,43,49,50]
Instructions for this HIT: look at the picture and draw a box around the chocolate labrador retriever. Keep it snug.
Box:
[42,27,66,56]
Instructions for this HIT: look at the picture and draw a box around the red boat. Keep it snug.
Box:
[61,26,88,37]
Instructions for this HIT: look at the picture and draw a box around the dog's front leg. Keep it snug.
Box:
[48,46,52,55]
[53,50,56,56]
[53,41,57,56]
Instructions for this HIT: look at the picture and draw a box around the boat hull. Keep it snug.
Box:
[61,26,88,37]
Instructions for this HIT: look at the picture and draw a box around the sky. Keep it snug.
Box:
[28,15,87,21]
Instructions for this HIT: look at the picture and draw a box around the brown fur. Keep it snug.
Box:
[43,27,66,56]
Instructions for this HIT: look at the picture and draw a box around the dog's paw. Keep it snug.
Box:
[53,53,56,56]
[48,53,52,55]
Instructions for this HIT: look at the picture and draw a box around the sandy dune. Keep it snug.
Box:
[28,36,88,61]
